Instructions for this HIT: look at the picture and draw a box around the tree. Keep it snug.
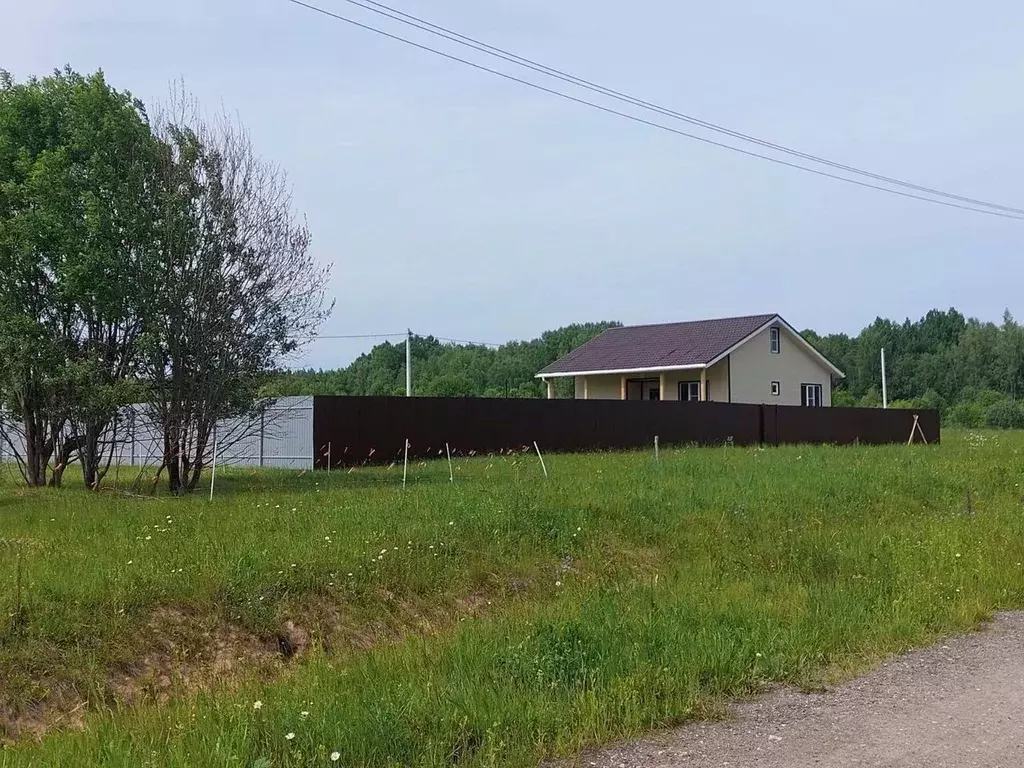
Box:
[0,68,159,487]
[142,92,332,494]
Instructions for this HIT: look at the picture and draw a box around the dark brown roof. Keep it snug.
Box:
[538,314,779,376]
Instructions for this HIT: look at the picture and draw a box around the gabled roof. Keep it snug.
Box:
[536,313,844,378]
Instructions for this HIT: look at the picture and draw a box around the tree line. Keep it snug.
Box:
[0,69,331,491]
[271,309,1024,428]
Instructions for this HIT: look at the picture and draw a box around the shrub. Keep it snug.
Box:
[946,402,986,428]
[832,390,856,407]
[985,399,1024,429]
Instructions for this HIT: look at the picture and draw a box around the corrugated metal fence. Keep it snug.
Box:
[1,397,940,474]
[311,397,940,468]
[0,396,314,470]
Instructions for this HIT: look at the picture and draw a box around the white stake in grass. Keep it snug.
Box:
[209,429,218,502]
[533,440,549,478]
[326,442,331,473]
[403,439,410,489]
[654,435,660,463]
[446,442,454,484]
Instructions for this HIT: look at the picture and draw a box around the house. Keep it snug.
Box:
[536,313,843,406]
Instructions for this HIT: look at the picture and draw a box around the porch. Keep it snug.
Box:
[543,358,731,402]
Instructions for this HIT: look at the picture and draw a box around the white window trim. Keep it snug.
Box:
[801,383,823,407]
[679,381,701,402]
[770,381,781,397]
[770,326,781,355]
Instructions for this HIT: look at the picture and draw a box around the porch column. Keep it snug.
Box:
[546,379,555,399]
[659,372,667,401]
[583,377,589,400]
[620,375,627,400]
[700,368,707,401]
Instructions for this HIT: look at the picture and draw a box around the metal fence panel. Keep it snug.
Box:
[311,396,940,468]
[0,397,314,471]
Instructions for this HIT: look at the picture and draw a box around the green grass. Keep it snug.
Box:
[2,430,1024,766]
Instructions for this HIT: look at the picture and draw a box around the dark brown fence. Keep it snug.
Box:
[311,397,939,468]
[765,404,940,446]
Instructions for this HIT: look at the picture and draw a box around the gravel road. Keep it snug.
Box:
[570,612,1024,768]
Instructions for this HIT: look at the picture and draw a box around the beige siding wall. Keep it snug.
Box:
[728,325,833,406]
[582,374,622,400]
[707,359,729,402]
[574,376,585,399]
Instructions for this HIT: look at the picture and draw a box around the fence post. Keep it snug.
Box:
[403,439,410,489]
[259,409,266,467]
[654,435,659,463]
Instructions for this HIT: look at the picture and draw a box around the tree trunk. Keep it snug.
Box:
[21,409,49,487]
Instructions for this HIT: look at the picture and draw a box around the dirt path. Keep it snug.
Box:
[572,612,1024,768]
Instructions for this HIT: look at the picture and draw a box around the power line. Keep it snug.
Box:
[308,332,407,339]
[334,0,1024,217]
[283,0,1024,221]
[434,335,503,348]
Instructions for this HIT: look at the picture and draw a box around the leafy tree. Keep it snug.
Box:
[0,68,159,487]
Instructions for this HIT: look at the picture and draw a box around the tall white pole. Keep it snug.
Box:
[406,329,412,397]
[881,347,888,409]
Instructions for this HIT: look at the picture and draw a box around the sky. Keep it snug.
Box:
[4,0,1023,369]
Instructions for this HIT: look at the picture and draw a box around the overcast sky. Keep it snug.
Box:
[5,0,1023,368]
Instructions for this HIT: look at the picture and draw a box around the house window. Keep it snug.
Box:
[770,327,781,354]
[770,381,780,397]
[648,387,660,401]
[801,383,823,407]
[679,381,701,402]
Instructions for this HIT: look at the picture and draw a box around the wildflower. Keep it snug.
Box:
[127,560,133,565]
[955,553,962,558]
[145,535,152,541]
[331,752,341,762]
[253,700,263,710]
[300,710,310,718]
[555,581,562,587]
[285,732,295,741]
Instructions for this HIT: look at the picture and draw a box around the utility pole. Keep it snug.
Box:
[880,347,888,409]
[406,329,412,397]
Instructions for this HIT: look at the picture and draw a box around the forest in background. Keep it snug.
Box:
[266,309,1024,428]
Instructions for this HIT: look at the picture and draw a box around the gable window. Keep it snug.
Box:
[770,327,781,354]
[770,381,781,397]
[801,383,823,407]
[679,381,701,402]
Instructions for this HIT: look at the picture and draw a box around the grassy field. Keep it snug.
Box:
[1,431,1023,767]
